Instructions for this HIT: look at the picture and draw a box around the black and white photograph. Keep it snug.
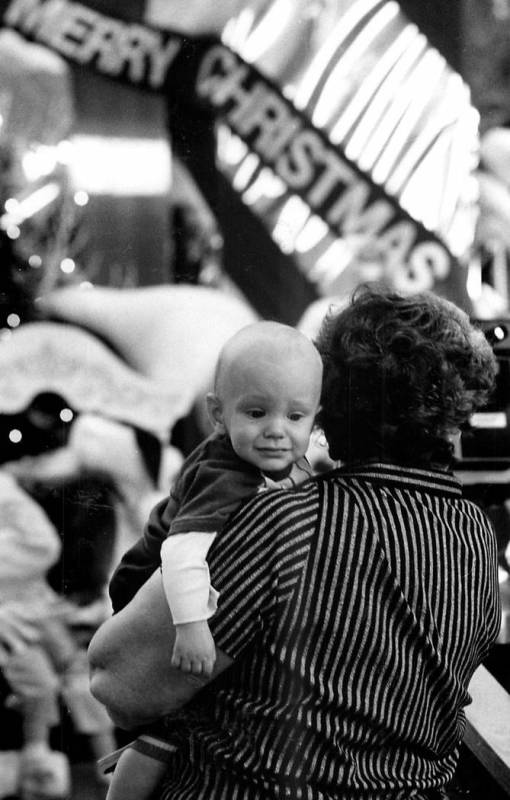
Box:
[0,1,509,798]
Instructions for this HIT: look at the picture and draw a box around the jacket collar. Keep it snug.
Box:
[332,461,462,497]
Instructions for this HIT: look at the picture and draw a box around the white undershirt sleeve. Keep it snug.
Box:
[160,531,219,624]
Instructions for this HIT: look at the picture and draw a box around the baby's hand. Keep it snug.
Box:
[171,620,216,677]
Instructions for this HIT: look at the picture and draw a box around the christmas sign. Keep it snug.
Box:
[0,0,479,320]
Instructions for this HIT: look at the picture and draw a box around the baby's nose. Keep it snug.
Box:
[264,419,285,437]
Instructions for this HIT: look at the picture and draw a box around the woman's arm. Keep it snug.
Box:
[88,569,232,730]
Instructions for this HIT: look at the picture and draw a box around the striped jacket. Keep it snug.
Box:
[160,463,501,800]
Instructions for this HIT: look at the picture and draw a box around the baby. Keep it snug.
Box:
[104,320,323,800]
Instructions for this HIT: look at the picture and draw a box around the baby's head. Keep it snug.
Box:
[207,321,323,476]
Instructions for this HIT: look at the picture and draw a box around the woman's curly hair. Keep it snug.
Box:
[315,287,497,467]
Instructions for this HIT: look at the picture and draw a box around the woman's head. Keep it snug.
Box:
[316,287,497,467]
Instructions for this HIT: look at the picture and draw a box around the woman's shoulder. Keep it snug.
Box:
[236,471,325,515]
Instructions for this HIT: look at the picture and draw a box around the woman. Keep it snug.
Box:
[89,287,501,800]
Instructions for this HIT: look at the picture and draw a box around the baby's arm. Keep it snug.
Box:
[160,532,218,677]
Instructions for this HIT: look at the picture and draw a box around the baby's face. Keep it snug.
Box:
[219,352,321,475]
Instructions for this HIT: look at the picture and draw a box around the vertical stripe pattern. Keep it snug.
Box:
[161,463,501,800]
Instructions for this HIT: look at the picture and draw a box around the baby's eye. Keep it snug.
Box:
[246,409,265,419]
[289,412,305,422]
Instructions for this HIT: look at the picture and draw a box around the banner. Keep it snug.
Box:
[0,0,478,319]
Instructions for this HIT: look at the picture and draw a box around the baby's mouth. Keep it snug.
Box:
[257,447,289,455]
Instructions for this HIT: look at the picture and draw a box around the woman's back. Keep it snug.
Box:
[158,463,500,799]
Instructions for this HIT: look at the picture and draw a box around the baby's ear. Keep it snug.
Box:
[206,393,225,433]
